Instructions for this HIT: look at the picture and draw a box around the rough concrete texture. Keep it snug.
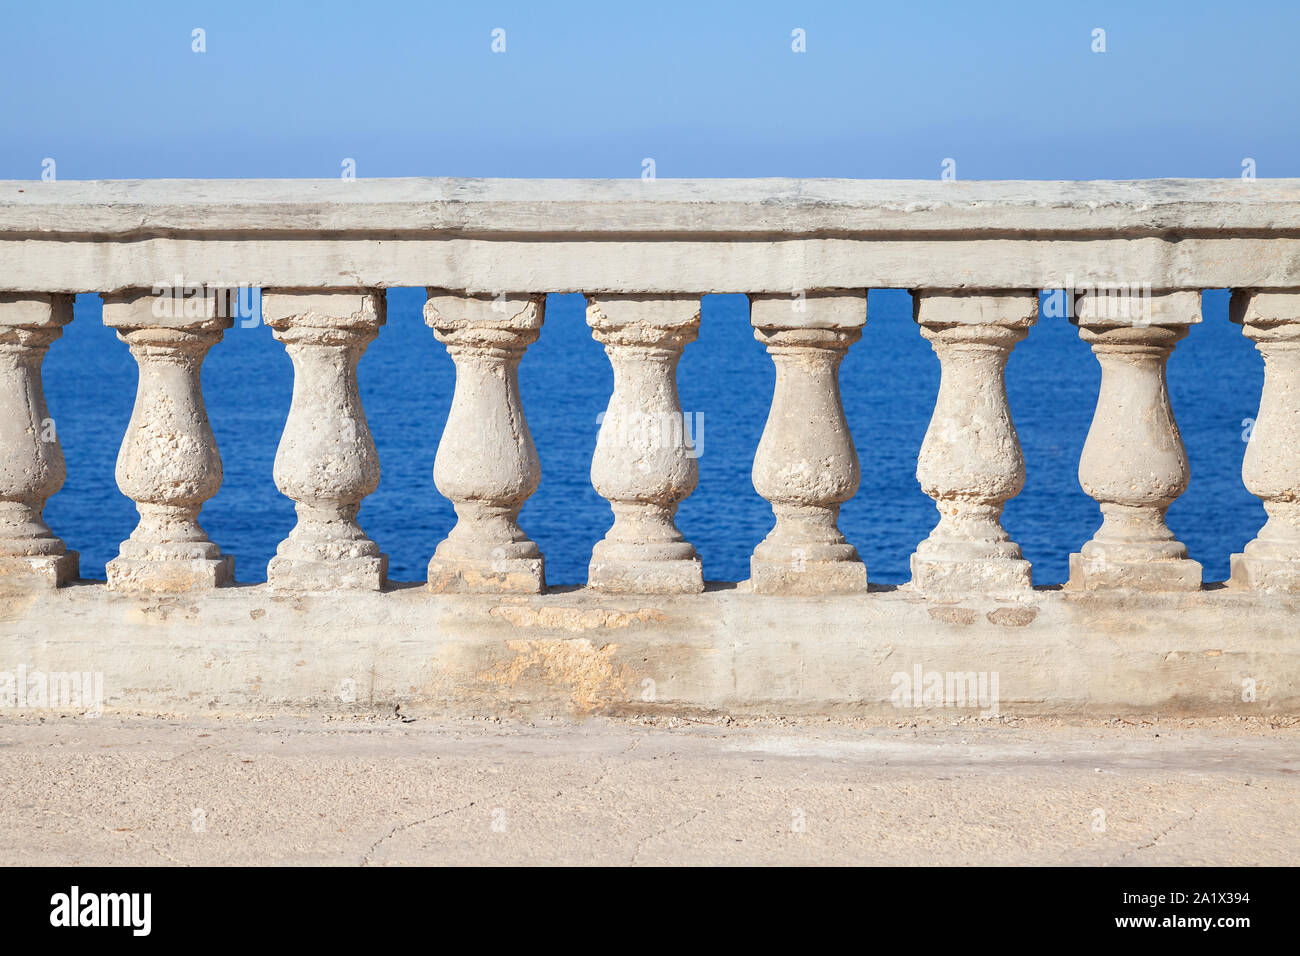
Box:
[425,292,545,594]
[586,296,703,594]
[1230,290,1300,592]
[912,292,1036,598]
[0,715,1294,865]
[1069,291,1203,592]
[262,290,387,591]
[0,294,78,589]
[1,583,1296,718]
[748,293,867,595]
[7,180,1300,295]
[7,178,1300,236]
[101,290,233,592]
[0,180,1296,719]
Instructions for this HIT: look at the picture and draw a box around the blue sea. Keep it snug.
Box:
[44,288,1263,587]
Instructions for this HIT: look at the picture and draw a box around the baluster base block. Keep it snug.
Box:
[107,554,234,592]
[588,557,703,594]
[1228,553,1300,592]
[1067,552,1201,591]
[749,556,867,595]
[910,555,1031,599]
[0,551,79,590]
[269,553,388,592]
[427,555,544,594]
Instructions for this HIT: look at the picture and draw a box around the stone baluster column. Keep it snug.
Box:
[1229,290,1300,591]
[262,290,388,591]
[910,291,1035,597]
[586,295,703,593]
[102,289,233,591]
[425,291,545,593]
[0,294,79,587]
[747,291,867,594]
[1067,289,1201,590]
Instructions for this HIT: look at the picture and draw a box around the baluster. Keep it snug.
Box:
[911,291,1035,597]
[1229,290,1300,591]
[425,291,545,593]
[0,294,78,587]
[748,291,867,594]
[102,288,233,591]
[586,294,703,593]
[1068,289,1201,590]
[262,290,387,590]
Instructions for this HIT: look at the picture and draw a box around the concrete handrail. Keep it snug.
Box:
[4,178,1300,292]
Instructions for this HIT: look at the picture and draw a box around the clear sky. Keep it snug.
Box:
[2,0,1295,180]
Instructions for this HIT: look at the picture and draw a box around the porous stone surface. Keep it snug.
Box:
[1068,291,1202,591]
[7,179,1300,295]
[0,553,78,590]
[586,295,703,594]
[0,179,1296,721]
[747,292,867,594]
[910,292,1035,599]
[0,294,78,588]
[2,583,1296,718]
[1229,290,1300,592]
[5,177,1300,236]
[101,289,233,592]
[425,291,544,594]
[262,290,387,592]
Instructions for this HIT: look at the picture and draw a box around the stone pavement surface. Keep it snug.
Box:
[0,715,1295,866]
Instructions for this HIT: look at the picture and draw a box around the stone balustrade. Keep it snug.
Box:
[1,178,1299,718]
[0,178,1298,599]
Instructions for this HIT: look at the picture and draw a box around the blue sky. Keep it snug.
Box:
[2,0,1295,180]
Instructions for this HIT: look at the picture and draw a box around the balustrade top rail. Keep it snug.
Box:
[8,178,1300,234]
[4,178,1300,292]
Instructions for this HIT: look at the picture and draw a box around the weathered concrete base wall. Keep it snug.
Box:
[1,583,1295,719]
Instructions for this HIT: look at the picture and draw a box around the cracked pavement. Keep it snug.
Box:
[1,715,1296,865]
